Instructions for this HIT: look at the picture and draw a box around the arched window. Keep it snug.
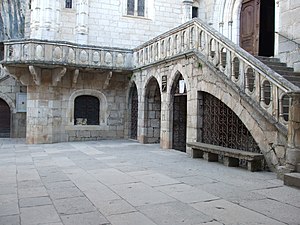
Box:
[74,95,99,125]
[65,0,72,8]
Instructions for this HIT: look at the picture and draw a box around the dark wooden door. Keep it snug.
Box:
[240,0,260,55]
[0,99,10,137]
[172,95,187,152]
[130,87,138,139]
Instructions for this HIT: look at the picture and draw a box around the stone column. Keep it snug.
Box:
[285,92,300,171]
[182,0,193,23]
[30,0,60,40]
[76,0,89,44]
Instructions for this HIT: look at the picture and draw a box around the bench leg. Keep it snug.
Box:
[203,152,218,162]
[247,160,262,172]
[224,157,239,167]
[191,149,203,158]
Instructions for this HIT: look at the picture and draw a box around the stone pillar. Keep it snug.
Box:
[160,92,172,149]
[285,92,300,171]
[182,0,193,23]
[76,0,89,44]
[30,0,60,40]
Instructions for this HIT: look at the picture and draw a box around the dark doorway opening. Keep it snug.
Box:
[259,0,275,56]
[0,98,10,138]
[240,0,275,56]
[74,95,99,125]
[172,74,187,152]
[130,83,138,140]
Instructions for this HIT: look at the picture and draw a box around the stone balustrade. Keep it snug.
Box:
[2,39,133,71]
[133,18,300,126]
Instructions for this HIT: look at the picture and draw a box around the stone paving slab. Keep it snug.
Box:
[0,139,299,225]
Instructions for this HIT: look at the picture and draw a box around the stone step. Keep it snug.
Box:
[259,61,287,67]
[284,173,300,189]
[256,56,281,63]
[268,65,294,72]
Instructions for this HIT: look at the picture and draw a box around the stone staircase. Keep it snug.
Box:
[256,57,300,189]
[256,56,300,87]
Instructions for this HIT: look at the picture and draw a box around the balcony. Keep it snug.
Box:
[1,39,133,71]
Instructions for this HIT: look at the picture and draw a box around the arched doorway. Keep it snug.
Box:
[240,0,275,56]
[145,78,161,143]
[171,73,187,152]
[0,98,10,137]
[129,83,138,139]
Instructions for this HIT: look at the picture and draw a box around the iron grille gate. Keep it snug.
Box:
[201,92,262,167]
[130,87,138,139]
[173,95,187,152]
[74,95,99,125]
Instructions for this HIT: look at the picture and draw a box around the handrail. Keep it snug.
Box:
[133,18,300,128]
[275,32,300,48]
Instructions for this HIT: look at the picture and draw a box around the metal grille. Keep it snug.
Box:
[74,95,99,125]
[0,99,10,138]
[173,95,187,152]
[130,86,138,139]
[202,92,260,151]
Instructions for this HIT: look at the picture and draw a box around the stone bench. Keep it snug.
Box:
[186,142,264,172]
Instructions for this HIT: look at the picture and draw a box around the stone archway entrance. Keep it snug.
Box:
[0,98,10,137]
[129,83,138,140]
[240,0,275,56]
[145,78,161,143]
[171,74,187,152]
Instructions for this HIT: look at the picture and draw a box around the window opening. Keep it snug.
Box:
[65,0,72,8]
[138,0,145,16]
[74,95,99,125]
[192,7,198,18]
[127,0,135,15]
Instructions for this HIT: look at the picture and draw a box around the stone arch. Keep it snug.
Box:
[168,69,188,151]
[127,81,139,139]
[198,80,278,170]
[143,76,161,144]
[0,92,16,113]
[67,89,108,125]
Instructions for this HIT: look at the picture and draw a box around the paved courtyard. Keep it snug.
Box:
[0,139,299,225]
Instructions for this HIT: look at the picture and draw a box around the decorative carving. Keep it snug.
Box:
[79,50,88,63]
[35,45,44,60]
[29,65,41,85]
[103,71,113,89]
[105,52,112,66]
[68,48,75,63]
[23,44,29,60]
[116,53,124,66]
[162,75,167,92]
[53,47,62,60]
[52,67,67,86]
[92,51,100,64]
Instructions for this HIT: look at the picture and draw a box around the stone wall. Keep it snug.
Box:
[278,0,300,71]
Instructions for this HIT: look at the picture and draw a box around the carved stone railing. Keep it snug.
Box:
[133,18,300,127]
[1,39,133,71]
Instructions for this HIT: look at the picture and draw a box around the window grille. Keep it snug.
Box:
[74,95,99,125]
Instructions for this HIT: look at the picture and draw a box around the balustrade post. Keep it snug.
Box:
[285,92,300,171]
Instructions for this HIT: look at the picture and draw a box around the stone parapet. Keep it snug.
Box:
[1,39,133,71]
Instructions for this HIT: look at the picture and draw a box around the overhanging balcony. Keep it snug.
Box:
[1,39,133,72]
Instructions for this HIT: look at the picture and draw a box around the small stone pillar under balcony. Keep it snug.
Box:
[285,92,300,171]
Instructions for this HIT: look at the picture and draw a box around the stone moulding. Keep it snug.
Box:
[1,39,134,71]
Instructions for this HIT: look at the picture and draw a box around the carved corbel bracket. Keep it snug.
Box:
[103,71,113,90]
[72,69,79,88]
[52,67,67,86]
[3,66,31,85]
[29,65,42,85]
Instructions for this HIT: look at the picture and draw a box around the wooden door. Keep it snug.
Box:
[240,0,260,55]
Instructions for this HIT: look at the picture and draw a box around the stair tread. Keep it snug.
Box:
[284,173,300,188]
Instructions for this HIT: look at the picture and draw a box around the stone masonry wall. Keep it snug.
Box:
[276,0,300,70]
